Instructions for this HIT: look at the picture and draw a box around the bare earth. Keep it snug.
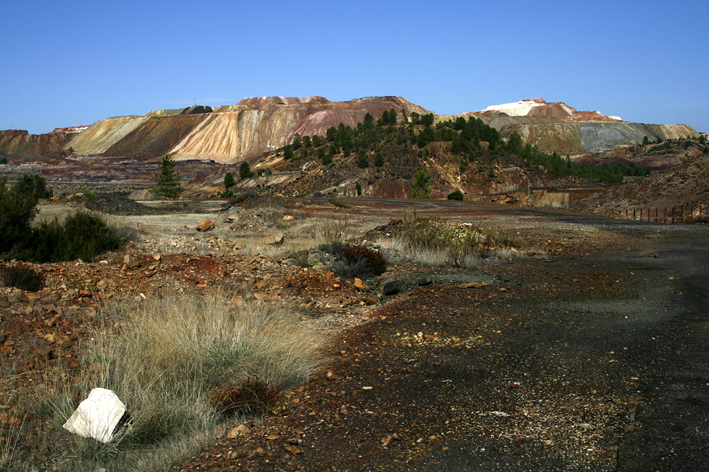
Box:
[2,199,709,471]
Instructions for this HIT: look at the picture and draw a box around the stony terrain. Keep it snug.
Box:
[2,197,709,471]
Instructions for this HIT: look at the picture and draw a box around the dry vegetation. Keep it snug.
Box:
[1,196,531,472]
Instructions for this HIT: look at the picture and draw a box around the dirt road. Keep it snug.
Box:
[175,207,709,471]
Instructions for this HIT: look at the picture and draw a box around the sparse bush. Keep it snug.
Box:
[220,188,236,199]
[1,264,44,291]
[447,190,464,201]
[18,211,127,262]
[0,157,7,164]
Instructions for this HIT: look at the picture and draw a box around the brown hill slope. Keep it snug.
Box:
[0,129,78,155]
[584,152,709,212]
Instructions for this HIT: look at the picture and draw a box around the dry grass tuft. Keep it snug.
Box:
[38,294,325,471]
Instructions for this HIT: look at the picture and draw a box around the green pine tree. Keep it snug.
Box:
[411,168,431,199]
[152,155,181,198]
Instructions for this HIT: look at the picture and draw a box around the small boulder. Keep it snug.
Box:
[382,280,407,296]
[259,233,284,246]
[196,220,215,232]
[282,215,294,221]
[63,388,128,443]
[353,278,369,292]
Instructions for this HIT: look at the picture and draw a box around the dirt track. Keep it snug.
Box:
[172,204,709,471]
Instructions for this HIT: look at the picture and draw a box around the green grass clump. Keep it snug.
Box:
[39,294,324,472]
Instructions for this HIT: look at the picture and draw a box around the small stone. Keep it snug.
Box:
[196,220,215,232]
[259,233,285,246]
[353,278,369,292]
[284,444,301,455]
[282,215,294,221]
[326,371,337,380]
[457,282,489,289]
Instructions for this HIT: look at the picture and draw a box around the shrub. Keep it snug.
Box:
[1,264,44,291]
[209,377,283,417]
[239,162,253,180]
[340,244,387,277]
[18,211,127,263]
[0,178,38,258]
[14,174,52,199]
[447,190,464,201]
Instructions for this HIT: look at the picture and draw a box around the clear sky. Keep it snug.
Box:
[2,0,708,134]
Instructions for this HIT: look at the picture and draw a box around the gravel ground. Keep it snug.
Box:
[171,203,709,472]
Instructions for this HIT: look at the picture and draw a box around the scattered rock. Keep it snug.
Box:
[282,215,294,221]
[196,220,215,232]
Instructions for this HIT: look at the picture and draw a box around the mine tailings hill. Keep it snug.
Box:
[0,96,699,163]
[437,112,698,155]
[0,129,77,155]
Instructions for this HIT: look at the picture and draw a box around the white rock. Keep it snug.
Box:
[63,388,127,443]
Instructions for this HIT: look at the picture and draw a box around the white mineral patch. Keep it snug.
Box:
[484,99,545,116]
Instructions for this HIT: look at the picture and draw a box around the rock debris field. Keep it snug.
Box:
[2,198,709,472]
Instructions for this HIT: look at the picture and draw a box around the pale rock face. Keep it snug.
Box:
[63,388,127,443]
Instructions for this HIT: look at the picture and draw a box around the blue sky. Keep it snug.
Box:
[2,0,708,134]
